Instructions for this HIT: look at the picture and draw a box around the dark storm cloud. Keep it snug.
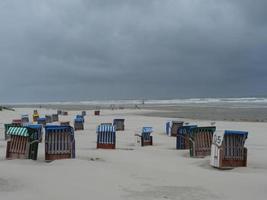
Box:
[0,0,266,102]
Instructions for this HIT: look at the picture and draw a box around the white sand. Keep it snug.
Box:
[0,108,267,200]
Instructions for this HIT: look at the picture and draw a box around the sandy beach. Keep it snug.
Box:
[0,107,267,200]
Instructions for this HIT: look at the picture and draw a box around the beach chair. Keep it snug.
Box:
[96,125,116,149]
[62,111,68,116]
[189,126,216,158]
[12,119,22,126]
[45,125,75,161]
[57,110,62,115]
[74,117,84,131]
[21,114,29,124]
[52,114,59,122]
[37,117,46,126]
[210,130,248,169]
[60,121,70,126]
[176,125,197,149]
[81,111,86,116]
[45,115,52,123]
[6,126,39,160]
[32,111,39,122]
[166,121,184,137]
[25,124,43,143]
[113,119,125,131]
[94,110,100,116]
[136,127,153,146]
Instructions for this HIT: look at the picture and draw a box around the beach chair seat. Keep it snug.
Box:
[210,130,248,169]
[96,125,116,149]
[189,126,216,158]
[6,126,39,160]
[113,119,125,131]
[45,125,75,161]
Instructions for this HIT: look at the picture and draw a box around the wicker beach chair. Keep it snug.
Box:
[52,114,59,122]
[45,125,75,161]
[37,117,46,126]
[113,119,125,131]
[210,130,248,169]
[74,117,84,131]
[176,125,197,150]
[189,126,216,158]
[6,126,39,160]
[96,125,116,149]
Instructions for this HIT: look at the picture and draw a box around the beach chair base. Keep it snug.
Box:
[141,136,153,146]
[191,149,211,158]
[215,148,247,169]
[6,141,28,160]
[45,154,72,161]
[97,143,115,149]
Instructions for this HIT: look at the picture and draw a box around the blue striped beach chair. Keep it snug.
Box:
[210,130,248,169]
[96,125,116,149]
[141,127,153,146]
[74,116,84,130]
[45,125,75,161]
[176,125,197,149]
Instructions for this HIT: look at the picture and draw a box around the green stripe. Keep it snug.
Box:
[7,127,29,137]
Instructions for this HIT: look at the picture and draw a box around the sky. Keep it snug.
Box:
[0,0,266,102]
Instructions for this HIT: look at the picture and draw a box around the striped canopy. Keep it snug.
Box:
[7,127,30,137]
[97,125,116,133]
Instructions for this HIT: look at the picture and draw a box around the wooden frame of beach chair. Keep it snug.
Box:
[45,125,75,161]
[113,119,125,131]
[176,125,197,150]
[52,114,59,122]
[170,121,184,137]
[189,126,216,158]
[210,130,248,169]
[6,126,39,160]
[45,115,53,123]
[96,125,116,149]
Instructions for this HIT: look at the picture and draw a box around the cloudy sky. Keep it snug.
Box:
[0,0,266,102]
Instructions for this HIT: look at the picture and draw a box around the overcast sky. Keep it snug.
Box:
[0,0,266,102]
